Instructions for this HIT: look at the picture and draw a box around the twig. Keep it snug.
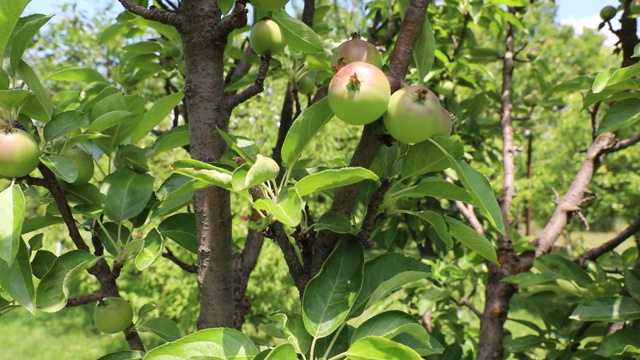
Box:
[450,296,482,318]
[224,55,271,111]
[26,165,89,252]
[575,217,640,267]
[67,290,107,307]
[117,0,180,27]
[162,247,197,273]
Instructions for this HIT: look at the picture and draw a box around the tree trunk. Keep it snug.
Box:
[180,0,235,329]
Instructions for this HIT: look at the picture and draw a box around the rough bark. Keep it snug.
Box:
[179,0,235,329]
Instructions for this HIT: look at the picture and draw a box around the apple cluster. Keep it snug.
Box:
[327,34,453,144]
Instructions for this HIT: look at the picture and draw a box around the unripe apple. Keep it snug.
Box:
[250,19,285,56]
[94,297,134,334]
[383,85,444,144]
[0,127,40,178]
[331,33,382,69]
[599,6,617,21]
[328,61,391,125]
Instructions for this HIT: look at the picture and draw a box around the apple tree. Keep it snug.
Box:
[1,0,640,359]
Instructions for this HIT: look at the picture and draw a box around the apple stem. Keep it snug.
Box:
[347,73,361,91]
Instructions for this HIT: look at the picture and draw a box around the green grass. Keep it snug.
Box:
[0,306,129,360]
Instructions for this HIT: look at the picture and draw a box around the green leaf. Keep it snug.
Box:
[41,155,79,183]
[22,216,64,234]
[0,185,25,266]
[253,187,302,227]
[626,269,640,303]
[264,343,297,360]
[351,311,432,352]
[268,312,312,355]
[143,328,259,359]
[10,14,53,73]
[43,111,89,142]
[135,229,164,270]
[100,169,155,224]
[0,239,35,313]
[0,89,30,111]
[272,10,323,53]
[36,250,98,312]
[115,145,150,173]
[281,97,334,167]
[390,177,473,204]
[97,350,145,360]
[401,210,452,248]
[314,211,353,234]
[595,328,640,357]
[445,217,497,263]
[87,110,139,133]
[139,317,181,342]
[401,137,464,178]
[0,0,29,59]
[146,125,190,157]
[351,253,430,316]
[535,254,593,287]
[172,159,233,190]
[131,91,184,142]
[302,237,364,338]
[244,154,280,189]
[17,60,53,120]
[158,213,197,254]
[570,297,640,321]
[345,336,423,360]
[295,167,379,197]
[592,63,640,94]
[427,138,505,234]
[47,67,107,83]
[217,128,260,165]
[153,175,209,218]
[597,99,640,135]
[31,250,56,279]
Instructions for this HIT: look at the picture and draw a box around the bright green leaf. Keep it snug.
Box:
[570,297,640,322]
[295,167,378,197]
[99,169,155,224]
[281,97,334,167]
[0,240,35,313]
[302,237,363,338]
[345,336,423,360]
[272,10,323,53]
[143,328,259,359]
[0,185,25,266]
[446,217,497,263]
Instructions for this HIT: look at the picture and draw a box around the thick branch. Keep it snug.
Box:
[218,2,249,40]
[534,133,616,256]
[357,180,390,246]
[575,217,640,267]
[224,55,271,111]
[301,0,316,27]
[117,0,180,27]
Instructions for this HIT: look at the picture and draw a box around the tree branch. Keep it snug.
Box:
[224,55,271,111]
[26,164,90,252]
[534,133,617,256]
[311,0,432,276]
[117,0,181,27]
[162,247,197,273]
[233,228,264,329]
[218,1,249,40]
[575,217,640,267]
[357,180,390,247]
[67,290,107,307]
